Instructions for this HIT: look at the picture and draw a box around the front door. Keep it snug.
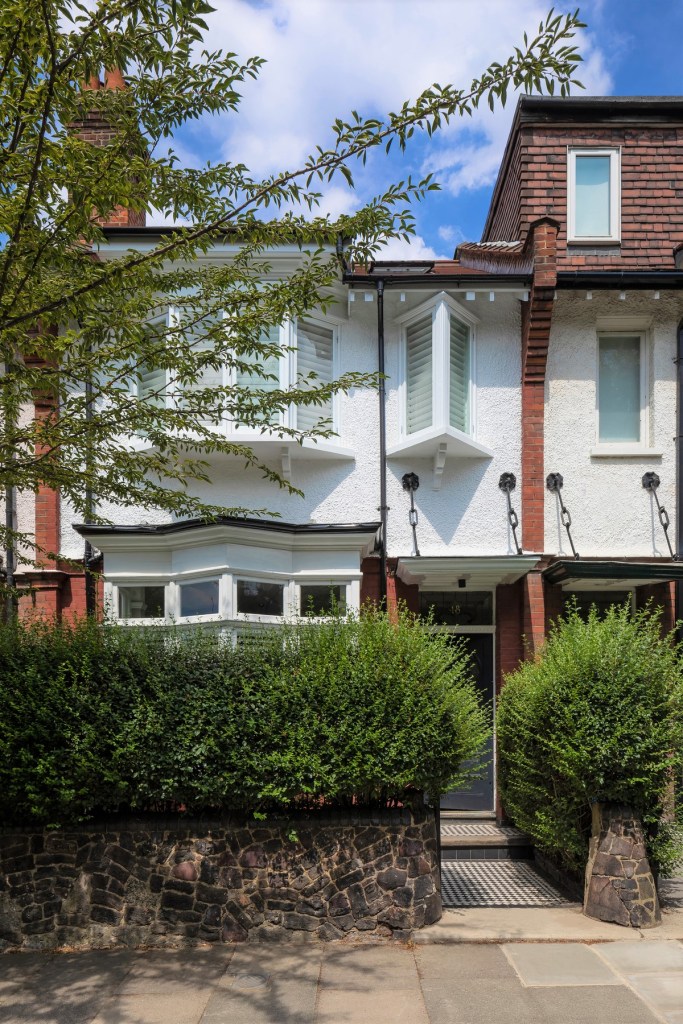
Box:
[440,633,494,812]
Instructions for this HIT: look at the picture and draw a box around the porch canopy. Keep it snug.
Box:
[396,555,540,589]
[543,558,683,590]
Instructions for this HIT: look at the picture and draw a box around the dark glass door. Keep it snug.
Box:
[440,633,494,812]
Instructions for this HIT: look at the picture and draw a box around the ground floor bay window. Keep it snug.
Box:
[74,517,379,632]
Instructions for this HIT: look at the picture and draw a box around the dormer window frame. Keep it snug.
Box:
[396,291,479,444]
[567,146,621,245]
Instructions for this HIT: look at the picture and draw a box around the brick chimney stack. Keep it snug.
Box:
[73,67,146,228]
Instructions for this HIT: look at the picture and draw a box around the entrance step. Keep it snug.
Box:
[440,810,496,820]
[440,819,532,861]
[440,860,572,908]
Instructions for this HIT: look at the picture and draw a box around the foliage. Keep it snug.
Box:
[497,603,683,874]
[0,606,489,826]
[0,1,585,560]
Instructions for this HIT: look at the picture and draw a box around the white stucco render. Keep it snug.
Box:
[545,290,683,557]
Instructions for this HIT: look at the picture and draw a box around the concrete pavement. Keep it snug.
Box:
[1,937,683,1024]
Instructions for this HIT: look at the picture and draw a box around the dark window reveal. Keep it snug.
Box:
[418,591,493,627]
[237,580,284,616]
[563,591,631,621]
[299,584,346,616]
[118,585,165,619]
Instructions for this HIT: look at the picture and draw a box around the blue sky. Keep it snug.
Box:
[155,0,683,259]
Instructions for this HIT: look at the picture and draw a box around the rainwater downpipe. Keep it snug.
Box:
[376,278,388,606]
[84,352,97,618]
[676,318,683,642]
[3,346,16,621]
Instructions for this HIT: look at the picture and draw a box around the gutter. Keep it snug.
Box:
[344,273,531,290]
[556,271,683,290]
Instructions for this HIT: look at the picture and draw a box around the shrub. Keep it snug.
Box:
[0,607,489,826]
[497,603,683,874]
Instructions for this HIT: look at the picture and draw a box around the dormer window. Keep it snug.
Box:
[387,293,491,484]
[403,293,473,438]
[568,148,621,243]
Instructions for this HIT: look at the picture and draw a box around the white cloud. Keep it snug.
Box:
[376,234,446,261]
[199,0,613,201]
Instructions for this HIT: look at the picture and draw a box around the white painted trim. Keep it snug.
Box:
[590,445,663,458]
[567,146,621,244]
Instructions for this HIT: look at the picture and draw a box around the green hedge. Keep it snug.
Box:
[497,603,683,874]
[0,607,489,826]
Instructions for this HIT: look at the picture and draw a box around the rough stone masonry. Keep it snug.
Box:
[584,803,661,928]
[0,806,441,951]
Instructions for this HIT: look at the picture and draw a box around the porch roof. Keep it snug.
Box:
[395,555,540,590]
[543,558,683,590]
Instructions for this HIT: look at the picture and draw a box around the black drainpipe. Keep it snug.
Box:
[376,278,388,606]
[676,319,683,642]
[84,345,97,618]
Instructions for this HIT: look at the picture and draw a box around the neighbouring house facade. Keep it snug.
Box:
[14,94,683,817]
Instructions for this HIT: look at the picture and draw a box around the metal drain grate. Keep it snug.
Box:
[440,860,572,908]
[440,823,523,837]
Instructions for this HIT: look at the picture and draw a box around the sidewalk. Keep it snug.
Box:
[1,930,683,1024]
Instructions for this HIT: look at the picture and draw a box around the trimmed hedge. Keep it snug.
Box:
[0,607,489,826]
[497,603,683,874]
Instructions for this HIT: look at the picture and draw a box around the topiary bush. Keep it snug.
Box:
[497,602,683,875]
[0,606,489,826]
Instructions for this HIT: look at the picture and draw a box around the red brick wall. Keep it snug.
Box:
[635,580,676,634]
[486,122,683,269]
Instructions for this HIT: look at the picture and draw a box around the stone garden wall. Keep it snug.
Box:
[0,806,441,951]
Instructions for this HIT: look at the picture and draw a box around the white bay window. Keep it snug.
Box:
[389,292,491,485]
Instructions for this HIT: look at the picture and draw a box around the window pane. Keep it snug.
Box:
[299,584,346,616]
[237,580,284,616]
[118,585,165,619]
[181,312,225,426]
[236,326,281,425]
[418,591,492,626]
[575,155,611,237]
[598,335,641,442]
[137,362,166,406]
[180,580,219,617]
[296,320,334,431]
[449,315,470,432]
[407,313,433,433]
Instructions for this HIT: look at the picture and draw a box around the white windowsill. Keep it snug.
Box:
[590,445,663,458]
[387,425,493,461]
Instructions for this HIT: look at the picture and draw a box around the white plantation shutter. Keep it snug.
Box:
[236,325,281,425]
[406,313,433,434]
[449,314,470,432]
[296,320,334,431]
[137,362,166,406]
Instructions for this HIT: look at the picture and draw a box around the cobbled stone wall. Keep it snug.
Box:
[584,803,661,928]
[0,807,441,950]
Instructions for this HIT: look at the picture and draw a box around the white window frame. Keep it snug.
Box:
[397,292,478,443]
[296,579,352,619]
[174,575,224,624]
[567,147,621,244]
[111,580,170,625]
[233,574,294,623]
[595,329,648,450]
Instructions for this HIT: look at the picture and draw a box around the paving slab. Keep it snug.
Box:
[593,939,683,975]
[92,990,211,1024]
[117,947,233,995]
[419,976,546,1024]
[528,985,662,1024]
[502,942,621,986]
[414,905,683,943]
[416,943,517,982]
[316,984,428,1024]
[201,945,323,1024]
[321,945,417,989]
[623,972,683,1023]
